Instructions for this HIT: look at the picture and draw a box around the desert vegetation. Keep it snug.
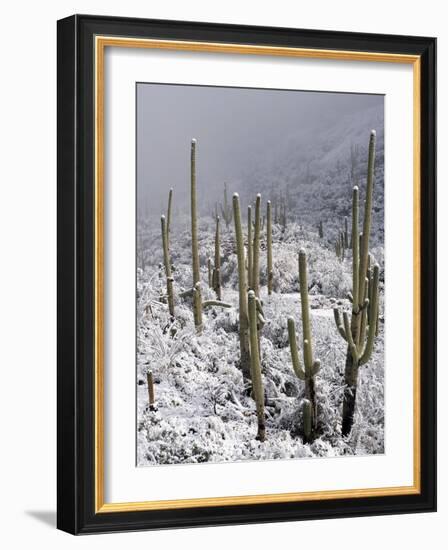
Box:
[137,127,384,466]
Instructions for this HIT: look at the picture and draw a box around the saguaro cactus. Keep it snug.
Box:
[166,188,173,250]
[233,193,251,381]
[161,214,174,317]
[252,194,261,297]
[247,205,253,290]
[213,216,222,300]
[267,200,273,295]
[287,249,321,439]
[193,281,203,333]
[190,139,200,287]
[248,290,266,442]
[207,257,213,288]
[302,399,312,441]
[220,182,233,229]
[333,130,380,436]
[340,231,346,261]
[147,371,156,411]
[280,198,287,230]
[344,215,349,249]
[318,220,324,239]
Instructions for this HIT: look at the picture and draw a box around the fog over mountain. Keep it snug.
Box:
[137,83,384,220]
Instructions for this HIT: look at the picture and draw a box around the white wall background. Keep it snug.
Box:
[0,1,443,547]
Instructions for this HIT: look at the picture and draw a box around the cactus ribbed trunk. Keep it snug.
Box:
[233,194,251,382]
[220,182,233,229]
[207,257,213,288]
[336,130,378,436]
[299,250,317,427]
[193,282,203,333]
[247,205,253,290]
[190,139,200,287]
[248,290,266,442]
[252,194,261,297]
[147,371,155,410]
[344,215,349,249]
[287,250,321,442]
[213,216,221,300]
[166,187,173,250]
[161,215,174,318]
[267,200,273,295]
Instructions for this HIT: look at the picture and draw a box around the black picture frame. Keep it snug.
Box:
[57,14,436,535]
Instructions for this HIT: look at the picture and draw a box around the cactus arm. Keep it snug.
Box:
[333,308,347,340]
[179,287,194,298]
[359,264,380,365]
[252,194,261,297]
[343,311,359,362]
[255,297,265,318]
[267,200,273,295]
[347,292,354,303]
[358,277,370,349]
[257,313,266,328]
[287,317,305,380]
[248,290,266,442]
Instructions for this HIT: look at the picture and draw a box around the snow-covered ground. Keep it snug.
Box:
[137,219,384,466]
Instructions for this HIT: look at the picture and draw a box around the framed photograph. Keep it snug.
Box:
[57,15,436,534]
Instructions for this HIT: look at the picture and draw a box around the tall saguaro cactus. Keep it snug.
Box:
[333,130,380,436]
[248,290,266,442]
[318,220,324,239]
[267,200,273,295]
[161,215,174,318]
[190,139,200,287]
[220,182,233,229]
[193,282,203,333]
[287,249,321,439]
[213,216,222,300]
[166,187,173,250]
[344,215,349,249]
[252,194,261,297]
[247,205,253,290]
[233,193,251,381]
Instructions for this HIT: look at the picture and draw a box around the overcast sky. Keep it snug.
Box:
[137,83,383,216]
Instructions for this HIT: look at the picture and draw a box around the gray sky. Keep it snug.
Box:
[137,83,382,217]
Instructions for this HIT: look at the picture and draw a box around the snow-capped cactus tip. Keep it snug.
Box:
[353,185,359,192]
[257,193,261,199]
[233,192,239,199]
[267,200,271,204]
[370,129,376,137]
[248,289,255,298]
[161,214,166,220]
[191,138,197,144]
[299,247,306,255]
